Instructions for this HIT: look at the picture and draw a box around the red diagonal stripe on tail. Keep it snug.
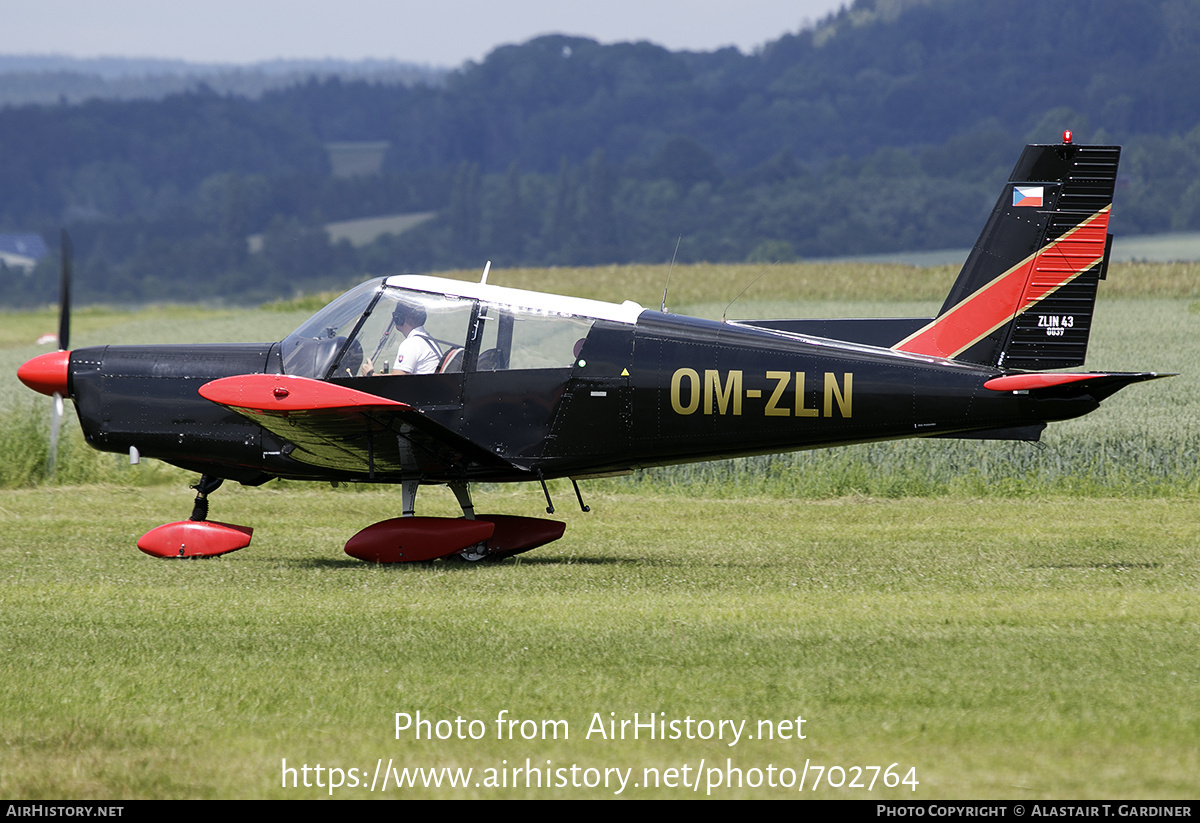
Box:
[893,206,1110,359]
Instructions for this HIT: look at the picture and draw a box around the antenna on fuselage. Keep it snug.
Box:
[660,235,682,313]
[480,260,491,284]
[721,261,776,324]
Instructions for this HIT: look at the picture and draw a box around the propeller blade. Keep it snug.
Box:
[47,228,73,478]
[47,393,63,478]
[58,228,72,351]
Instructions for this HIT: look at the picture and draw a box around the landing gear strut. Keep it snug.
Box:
[189,475,224,522]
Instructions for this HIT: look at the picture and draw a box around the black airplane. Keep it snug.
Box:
[18,135,1168,562]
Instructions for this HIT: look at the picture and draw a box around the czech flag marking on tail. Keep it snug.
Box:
[1012,186,1044,207]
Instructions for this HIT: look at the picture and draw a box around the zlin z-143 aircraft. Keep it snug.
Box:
[18,136,1168,562]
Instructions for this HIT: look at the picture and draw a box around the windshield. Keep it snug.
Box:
[332,288,475,377]
[280,278,383,378]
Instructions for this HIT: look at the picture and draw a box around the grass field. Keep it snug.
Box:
[1,261,1198,798]
[2,488,1197,799]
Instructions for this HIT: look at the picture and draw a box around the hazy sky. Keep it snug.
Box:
[3,0,847,68]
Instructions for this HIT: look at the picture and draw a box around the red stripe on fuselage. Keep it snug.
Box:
[893,206,1110,359]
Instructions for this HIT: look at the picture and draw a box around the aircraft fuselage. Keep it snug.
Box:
[67,310,1095,487]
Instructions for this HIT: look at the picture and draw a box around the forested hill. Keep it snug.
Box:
[3,0,1200,305]
[0,56,445,107]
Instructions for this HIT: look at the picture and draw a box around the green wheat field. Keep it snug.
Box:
[1,261,1197,799]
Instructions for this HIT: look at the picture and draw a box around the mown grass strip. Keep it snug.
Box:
[1,488,1196,798]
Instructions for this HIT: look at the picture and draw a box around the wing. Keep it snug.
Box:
[199,374,517,478]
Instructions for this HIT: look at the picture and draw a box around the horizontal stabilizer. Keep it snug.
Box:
[984,371,1172,400]
[933,424,1046,442]
[739,318,927,348]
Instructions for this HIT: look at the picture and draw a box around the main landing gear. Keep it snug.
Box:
[136,475,254,558]
[136,476,575,562]
[343,480,567,563]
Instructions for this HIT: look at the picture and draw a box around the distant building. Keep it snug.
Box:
[326,141,390,178]
[0,234,48,272]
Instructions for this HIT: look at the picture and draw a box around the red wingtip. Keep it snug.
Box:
[17,350,70,397]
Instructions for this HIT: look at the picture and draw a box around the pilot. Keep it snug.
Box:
[361,302,441,376]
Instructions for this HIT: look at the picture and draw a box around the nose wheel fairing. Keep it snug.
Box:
[137,520,254,559]
[137,474,255,558]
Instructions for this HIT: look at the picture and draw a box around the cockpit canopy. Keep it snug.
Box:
[280,276,643,380]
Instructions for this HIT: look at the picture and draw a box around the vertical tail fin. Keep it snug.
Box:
[894,139,1119,370]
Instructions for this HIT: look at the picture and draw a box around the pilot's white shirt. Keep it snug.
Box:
[393,326,441,374]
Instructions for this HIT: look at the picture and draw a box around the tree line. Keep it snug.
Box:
[1,0,1199,304]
